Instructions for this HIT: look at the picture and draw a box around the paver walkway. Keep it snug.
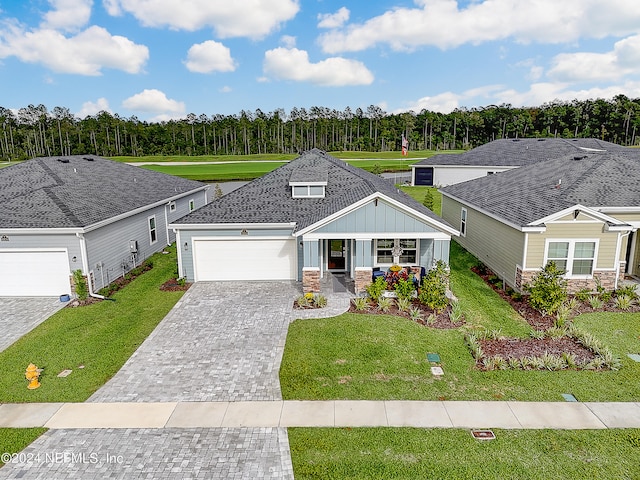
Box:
[0,297,67,353]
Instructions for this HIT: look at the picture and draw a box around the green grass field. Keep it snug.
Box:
[289,428,640,480]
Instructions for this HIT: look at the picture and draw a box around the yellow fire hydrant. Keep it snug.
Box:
[25,363,41,390]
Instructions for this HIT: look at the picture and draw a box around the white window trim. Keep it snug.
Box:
[188,199,195,212]
[291,185,326,198]
[543,238,599,278]
[460,207,467,237]
[148,215,158,245]
[374,238,419,266]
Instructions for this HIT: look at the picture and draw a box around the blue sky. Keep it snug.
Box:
[1,0,639,121]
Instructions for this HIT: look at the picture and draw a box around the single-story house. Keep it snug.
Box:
[0,155,209,296]
[412,138,623,186]
[170,149,458,293]
[440,148,640,292]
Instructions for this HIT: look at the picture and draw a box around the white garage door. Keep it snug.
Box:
[0,250,71,296]
[193,238,297,281]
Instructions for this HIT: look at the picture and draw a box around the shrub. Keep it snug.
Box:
[449,301,463,323]
[73,269,88,301]
[396,297,412,312]
[418,261,449,312]
[376,296,394,313]
[523,262,568,315]
[314,294,328,308]
[615,294,633,311]
[366,276,387,300]
[588,295,604,310]
[575,288,592,303]
[422,189,434,210]
[352,297,369,312]
[408,306,422,322]
[615,284,639,300]
[394,276,416,300]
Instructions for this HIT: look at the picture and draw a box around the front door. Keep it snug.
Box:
[327,240,346,270]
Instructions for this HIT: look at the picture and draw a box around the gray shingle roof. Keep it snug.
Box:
[440,149,640,227]
[415,138,624,167]
[0,155,206,229]
[175,149,452,232]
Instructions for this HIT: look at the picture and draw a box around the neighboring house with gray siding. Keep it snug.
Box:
[440,148,640,292]
[0,155,208,296]
[171,149,458,294]
[412,138,624,186]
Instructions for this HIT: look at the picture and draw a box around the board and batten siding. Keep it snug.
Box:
[525,222,621,271]
[312,199,439,235]
[441,196,524,287]
[177,227,295,281]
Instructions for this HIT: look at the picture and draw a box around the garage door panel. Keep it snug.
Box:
[0,250,71,296]
[193,239,296,281]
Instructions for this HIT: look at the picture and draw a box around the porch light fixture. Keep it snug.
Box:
[241,229,248,235]
[184,242,188,251]
[72,256,77,262]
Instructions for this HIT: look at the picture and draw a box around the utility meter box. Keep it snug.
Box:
[129,240,138,253]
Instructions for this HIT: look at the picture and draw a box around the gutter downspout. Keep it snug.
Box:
[164,202,171,246]
[76,232,106,300]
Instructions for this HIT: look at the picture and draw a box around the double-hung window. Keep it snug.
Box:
[546,240,597,277]
[376,239,418,265]
[148,216,157,244]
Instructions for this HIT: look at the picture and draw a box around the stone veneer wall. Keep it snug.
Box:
[302,268,320,293]
[515,262,626,293]
[355,268,373,295]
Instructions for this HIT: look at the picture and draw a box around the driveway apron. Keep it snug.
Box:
[0,297,67,353]
[89,281,299,403]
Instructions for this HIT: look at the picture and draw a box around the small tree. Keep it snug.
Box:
[418,261,449,312]
[73,269,89,301]
[422,189,434,210]
[523,262,568,315]
[214,183,224,199]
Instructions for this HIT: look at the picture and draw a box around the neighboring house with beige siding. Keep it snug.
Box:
[440,147,640,292]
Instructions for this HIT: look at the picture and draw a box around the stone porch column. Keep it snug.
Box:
[302,267,321,293]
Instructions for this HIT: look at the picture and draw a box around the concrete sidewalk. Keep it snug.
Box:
[2,400,640,430]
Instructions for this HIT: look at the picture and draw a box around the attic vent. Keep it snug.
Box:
[512,139,520,142]
[573,155,587,161]
[83,157,94,161]
[57,158,70,163]
[537,138,546,141]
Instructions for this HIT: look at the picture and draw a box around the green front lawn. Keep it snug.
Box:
[289,428,640,480]
[0,245,185,403]
[280,242,640,402]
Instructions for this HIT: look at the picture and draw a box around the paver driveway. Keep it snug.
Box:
[0,282,299,479]
[89,281,299,403]
[0,297,66,353]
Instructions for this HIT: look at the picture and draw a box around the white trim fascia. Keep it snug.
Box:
[303,232,451,240]
[192,235,294,242]
[596,206,640,213]
[0,227,83,235]
[289,181,328,186]
[296,192,459,237]
[169,222,297,231]
[522,232,529,270]
[605,224,634,232]
[441,190,541,232]
[417,164,519,170]
[528,204,627,227]
[83,185,209,233]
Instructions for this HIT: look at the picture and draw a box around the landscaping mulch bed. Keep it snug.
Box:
[480,337,596,363]
[159,279,191,291]
[347,301,464,329]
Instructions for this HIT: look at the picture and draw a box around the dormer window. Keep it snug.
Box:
[289,164,328,198]
[291,184,326,198]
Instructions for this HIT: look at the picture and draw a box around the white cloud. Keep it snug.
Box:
[318,7,350,29]
[122,89,186,118]
[184,40,236,73]
[548,34,640,83]
[0,24,149,75]
[105,0,299,39]
[42,0,92,32]
[397,85,504,113]
[219,86,232,93]
[76,97,111,118]
[263,47,374,86]
[319,0,640,53]
[280,35,296,48]
[0,2,149,76]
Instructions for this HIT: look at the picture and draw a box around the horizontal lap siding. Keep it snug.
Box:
[441,196,524,287]
[526,223,620,270]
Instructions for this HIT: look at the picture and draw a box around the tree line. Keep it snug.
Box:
[1,95,639,161]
